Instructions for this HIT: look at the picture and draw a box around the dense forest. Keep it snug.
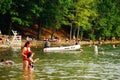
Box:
[0,0,120,41]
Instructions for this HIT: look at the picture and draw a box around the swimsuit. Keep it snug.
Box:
[23,47,31,60]
[28,62,34,69]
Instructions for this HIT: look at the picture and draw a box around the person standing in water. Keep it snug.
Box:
[94,45,98,55]
[27,52,39,72]
[44,39,50,48]
[22,41,32,72]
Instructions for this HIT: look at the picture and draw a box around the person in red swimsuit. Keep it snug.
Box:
[22,41,32,71]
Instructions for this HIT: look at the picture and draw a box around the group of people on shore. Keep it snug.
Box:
[0,35,11,45]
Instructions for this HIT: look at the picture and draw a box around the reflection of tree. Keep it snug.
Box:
[22,71,36,80]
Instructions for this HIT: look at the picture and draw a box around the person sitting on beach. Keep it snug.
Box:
[1,35,5,44]
[5,37,11,45]
[27,52,39,71]
[0,59,14,66]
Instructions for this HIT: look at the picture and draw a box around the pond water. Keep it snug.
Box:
[0,44,120,80]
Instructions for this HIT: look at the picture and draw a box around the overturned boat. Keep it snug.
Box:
[43,45,80,52]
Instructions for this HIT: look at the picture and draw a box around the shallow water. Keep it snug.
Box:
[0,44,120,80]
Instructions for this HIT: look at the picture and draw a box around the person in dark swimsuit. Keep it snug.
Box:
[27,52,39,71]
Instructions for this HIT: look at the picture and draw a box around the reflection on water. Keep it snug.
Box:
[0,44,120,80]
[22,71,36,80]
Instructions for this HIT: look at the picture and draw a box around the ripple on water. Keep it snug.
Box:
[42,66,57,74]
[1,45,120,80]
[58,75,101,80]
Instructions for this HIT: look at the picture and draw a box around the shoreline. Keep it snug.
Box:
[0,39,120,48]
[23,39,120,47]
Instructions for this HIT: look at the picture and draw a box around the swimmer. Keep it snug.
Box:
[0,59,14,66]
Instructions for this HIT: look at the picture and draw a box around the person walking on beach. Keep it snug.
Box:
[22,41,32,71]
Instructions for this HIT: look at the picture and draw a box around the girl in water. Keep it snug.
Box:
[27,52,39,71]
[22,41,32,71]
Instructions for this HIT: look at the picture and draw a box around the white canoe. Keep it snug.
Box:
[43,45,80,52]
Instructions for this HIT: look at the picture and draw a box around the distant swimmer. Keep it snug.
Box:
[0,59,14,66]
[94,45,98,55]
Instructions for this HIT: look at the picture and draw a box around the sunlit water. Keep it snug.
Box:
[0,44,120,80]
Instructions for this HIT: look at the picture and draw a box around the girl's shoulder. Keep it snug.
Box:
[27,47,31,51]
[23,47,30,50]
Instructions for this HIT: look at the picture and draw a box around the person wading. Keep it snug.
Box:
[22,41,32,72]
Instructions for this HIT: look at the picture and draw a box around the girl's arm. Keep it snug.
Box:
[34,58,39,63]
[29,57,34,63]
[29,58,39,63]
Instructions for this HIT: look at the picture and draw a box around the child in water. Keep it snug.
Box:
[27,52,39,71]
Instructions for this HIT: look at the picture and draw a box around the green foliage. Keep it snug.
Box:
[0,0,12,14]
[63,0,97,39]
[95,0,120,39]
[42,0,71,29]
[0,0,43,26]
[0,0,120,40]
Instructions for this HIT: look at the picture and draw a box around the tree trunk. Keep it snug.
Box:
[38,25,41,40]
[70,23,72,41]
[37,0,41,40]
[77,27,80,39]
[73,27,76,39]
[9,22,12,35]
[51,29,55,40]
[80,29,83,40]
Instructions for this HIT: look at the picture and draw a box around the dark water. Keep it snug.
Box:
[0,44,120,80]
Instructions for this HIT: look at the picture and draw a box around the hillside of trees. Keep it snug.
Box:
[0,0,120,41]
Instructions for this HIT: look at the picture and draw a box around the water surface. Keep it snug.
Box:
[0,44,120,80]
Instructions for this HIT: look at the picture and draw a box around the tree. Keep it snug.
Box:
[42,0,72,39]
[0,0,12,14]
[63,0,97,40]
[95,0,120,40]
[0,0,12,34]
[1,0,43,37]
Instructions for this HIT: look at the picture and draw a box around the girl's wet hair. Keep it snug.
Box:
[1,59,5,62]
[27,52,32,58]
[24,41,31,47]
